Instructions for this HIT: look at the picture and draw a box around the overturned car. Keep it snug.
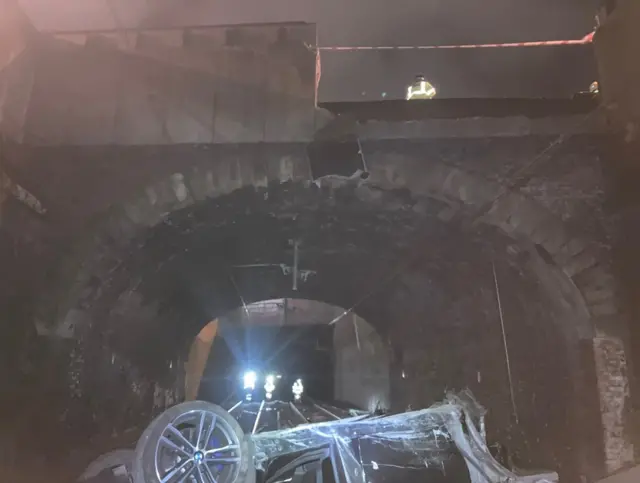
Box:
[77,391,558,483]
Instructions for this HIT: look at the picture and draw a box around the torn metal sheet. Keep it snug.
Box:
[252,390,558,483]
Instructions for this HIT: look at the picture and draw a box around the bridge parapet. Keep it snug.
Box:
[0,0,35,141]
[1,21,320,145]
[0,0,29,71]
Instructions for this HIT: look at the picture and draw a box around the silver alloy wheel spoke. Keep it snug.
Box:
[160,436,192,459]
[195,412,206,449]
[204,444,238,455]
[167,425,196,453]
[156,409,239,483]
[194,465,206,483]
[161,458,194,483]
[206,456,240,465]
[203,413,217,451]
[177,464,197,483]
[202,463,218,483]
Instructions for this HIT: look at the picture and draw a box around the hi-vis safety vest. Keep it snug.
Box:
[406,80,436,100]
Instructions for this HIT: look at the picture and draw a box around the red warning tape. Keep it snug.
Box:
[318,31,594,52]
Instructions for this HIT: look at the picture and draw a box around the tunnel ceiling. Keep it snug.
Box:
[100,181,518,342]
[14,134,611,363]
[54,176,591,379]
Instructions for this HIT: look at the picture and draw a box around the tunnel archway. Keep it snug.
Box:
[31,152,617,480]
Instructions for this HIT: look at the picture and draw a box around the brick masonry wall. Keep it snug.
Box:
[0,167,5,224]
[595,331,636,472]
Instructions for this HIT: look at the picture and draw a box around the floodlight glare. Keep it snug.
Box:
[243,370,257,390]
[292,378,304,399]
[264,374,276,394]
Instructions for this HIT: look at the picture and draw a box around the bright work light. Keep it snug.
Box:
[243,370,257,390]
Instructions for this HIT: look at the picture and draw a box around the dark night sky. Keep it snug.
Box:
[20,0,601,100]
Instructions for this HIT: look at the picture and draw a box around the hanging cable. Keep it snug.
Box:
[492,262,519,425]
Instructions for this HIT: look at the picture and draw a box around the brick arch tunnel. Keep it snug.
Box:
[23,148,619,481]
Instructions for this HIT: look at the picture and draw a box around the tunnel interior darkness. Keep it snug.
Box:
[63,179,600,480]
[189,298,390,410]
[198,319,337,403]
